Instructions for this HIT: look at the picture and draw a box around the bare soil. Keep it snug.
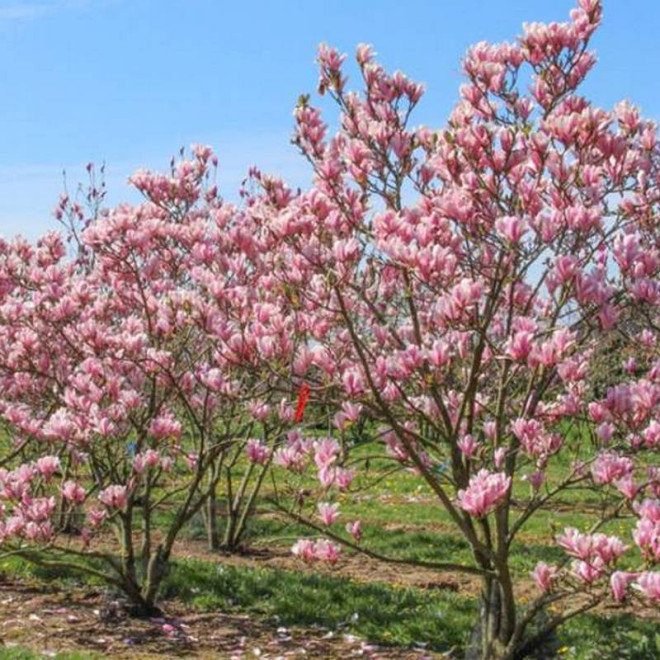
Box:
[0,576,448,659]
[0,506,656,658]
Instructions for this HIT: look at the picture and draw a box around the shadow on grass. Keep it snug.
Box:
[2,551,659,659]
[161,558,475,653]
[561,612,660,660]
[0,650,95,660]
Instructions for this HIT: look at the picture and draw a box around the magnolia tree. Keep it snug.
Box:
[0,0,659,652]
[190,168,309,552]
[255,1,660,657]
[0,148,295,613]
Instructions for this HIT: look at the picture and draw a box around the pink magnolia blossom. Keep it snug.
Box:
[314,438,340,471]
[291,538,341,564]
[148,414,182,440]
[98,484,129,510]
[246,439,271,465]
[556,528,627,564]
[614,474,638,500]
[61,480,85,504]
[87,509,106,528]
[457,470,511,517]
[25,497,56,523]
[36,456,60,480]
[291,539,316,563]
[506,331,534,362]
[346,520,362,541]
[610,571,636,602]
[572,558,605,584]
[457,434,479,459]
[493,447,507,469]
[523,471,545,492]
[317,502,340,526]
[318,465,355,491]
[531,562,559,592]
[133,449,160,473]
[591,452,634,485]
[314,538,341,564]
[634,572,660,602]
[495,216,527,244]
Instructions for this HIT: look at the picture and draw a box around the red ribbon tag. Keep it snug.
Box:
[294,383,311,423]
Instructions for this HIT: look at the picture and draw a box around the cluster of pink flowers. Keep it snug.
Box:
[273,432,312,472]
[456,470,511,517]
[133,449,161,473]
[510,418,563,459]
[291,538,341,564]
[317,502,340,526]
[1,0,660,642]
[556,528,627,584]
[633,499,660,561]
[245,439,271,465]
[634,572,660,602]
[311,437,354,490]
[61,480,85,504]
[457,434,481,459]
[591,452,634,486]
[0,464,59,543]
[98,484,129,511]
[531,562,559,592]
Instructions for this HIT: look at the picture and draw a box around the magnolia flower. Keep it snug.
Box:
[495,215,528,244]
[246,439,270,465]
[36,456,60,480]
[291,538,341,564]
[556,528,627,564]
[531,562,558,592]
[133,449,160,473]
[314,438,340,471]
[591,452,634,485]
[493,447,507,469]
[610,571,636,602]
[148,414,182,440]
[98,484,128,510]
[318,502,340,526]
[87,509,106,528]
[634,572,660,602]
[314,538,341,564]
[61,480,85,504]
[346,520,362,542]
[457,434,479,459]
[160,456,174,472]
[291,539,316,563]
[457,470,511,517]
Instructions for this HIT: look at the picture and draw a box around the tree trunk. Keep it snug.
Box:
[206,485,220,551]
[465,580,511,660]
[466,583,561,660]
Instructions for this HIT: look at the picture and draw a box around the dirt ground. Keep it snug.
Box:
[0,516,655,659]
[0,500,479,660]
[0,577,450,659]
[174,536,477,594]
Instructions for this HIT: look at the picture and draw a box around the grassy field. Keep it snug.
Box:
[0,448,657,660]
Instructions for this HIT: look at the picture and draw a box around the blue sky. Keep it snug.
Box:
[1,0,659,239]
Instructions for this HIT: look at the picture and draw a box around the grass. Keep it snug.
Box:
[0,432,656,659]
[562,614,660,660]
[2,535,657,659]
[159,559,660,659]
[0,650,95,660]
[162,558,475,653]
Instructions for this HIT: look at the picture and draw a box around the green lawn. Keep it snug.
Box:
[0,438,656,659]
